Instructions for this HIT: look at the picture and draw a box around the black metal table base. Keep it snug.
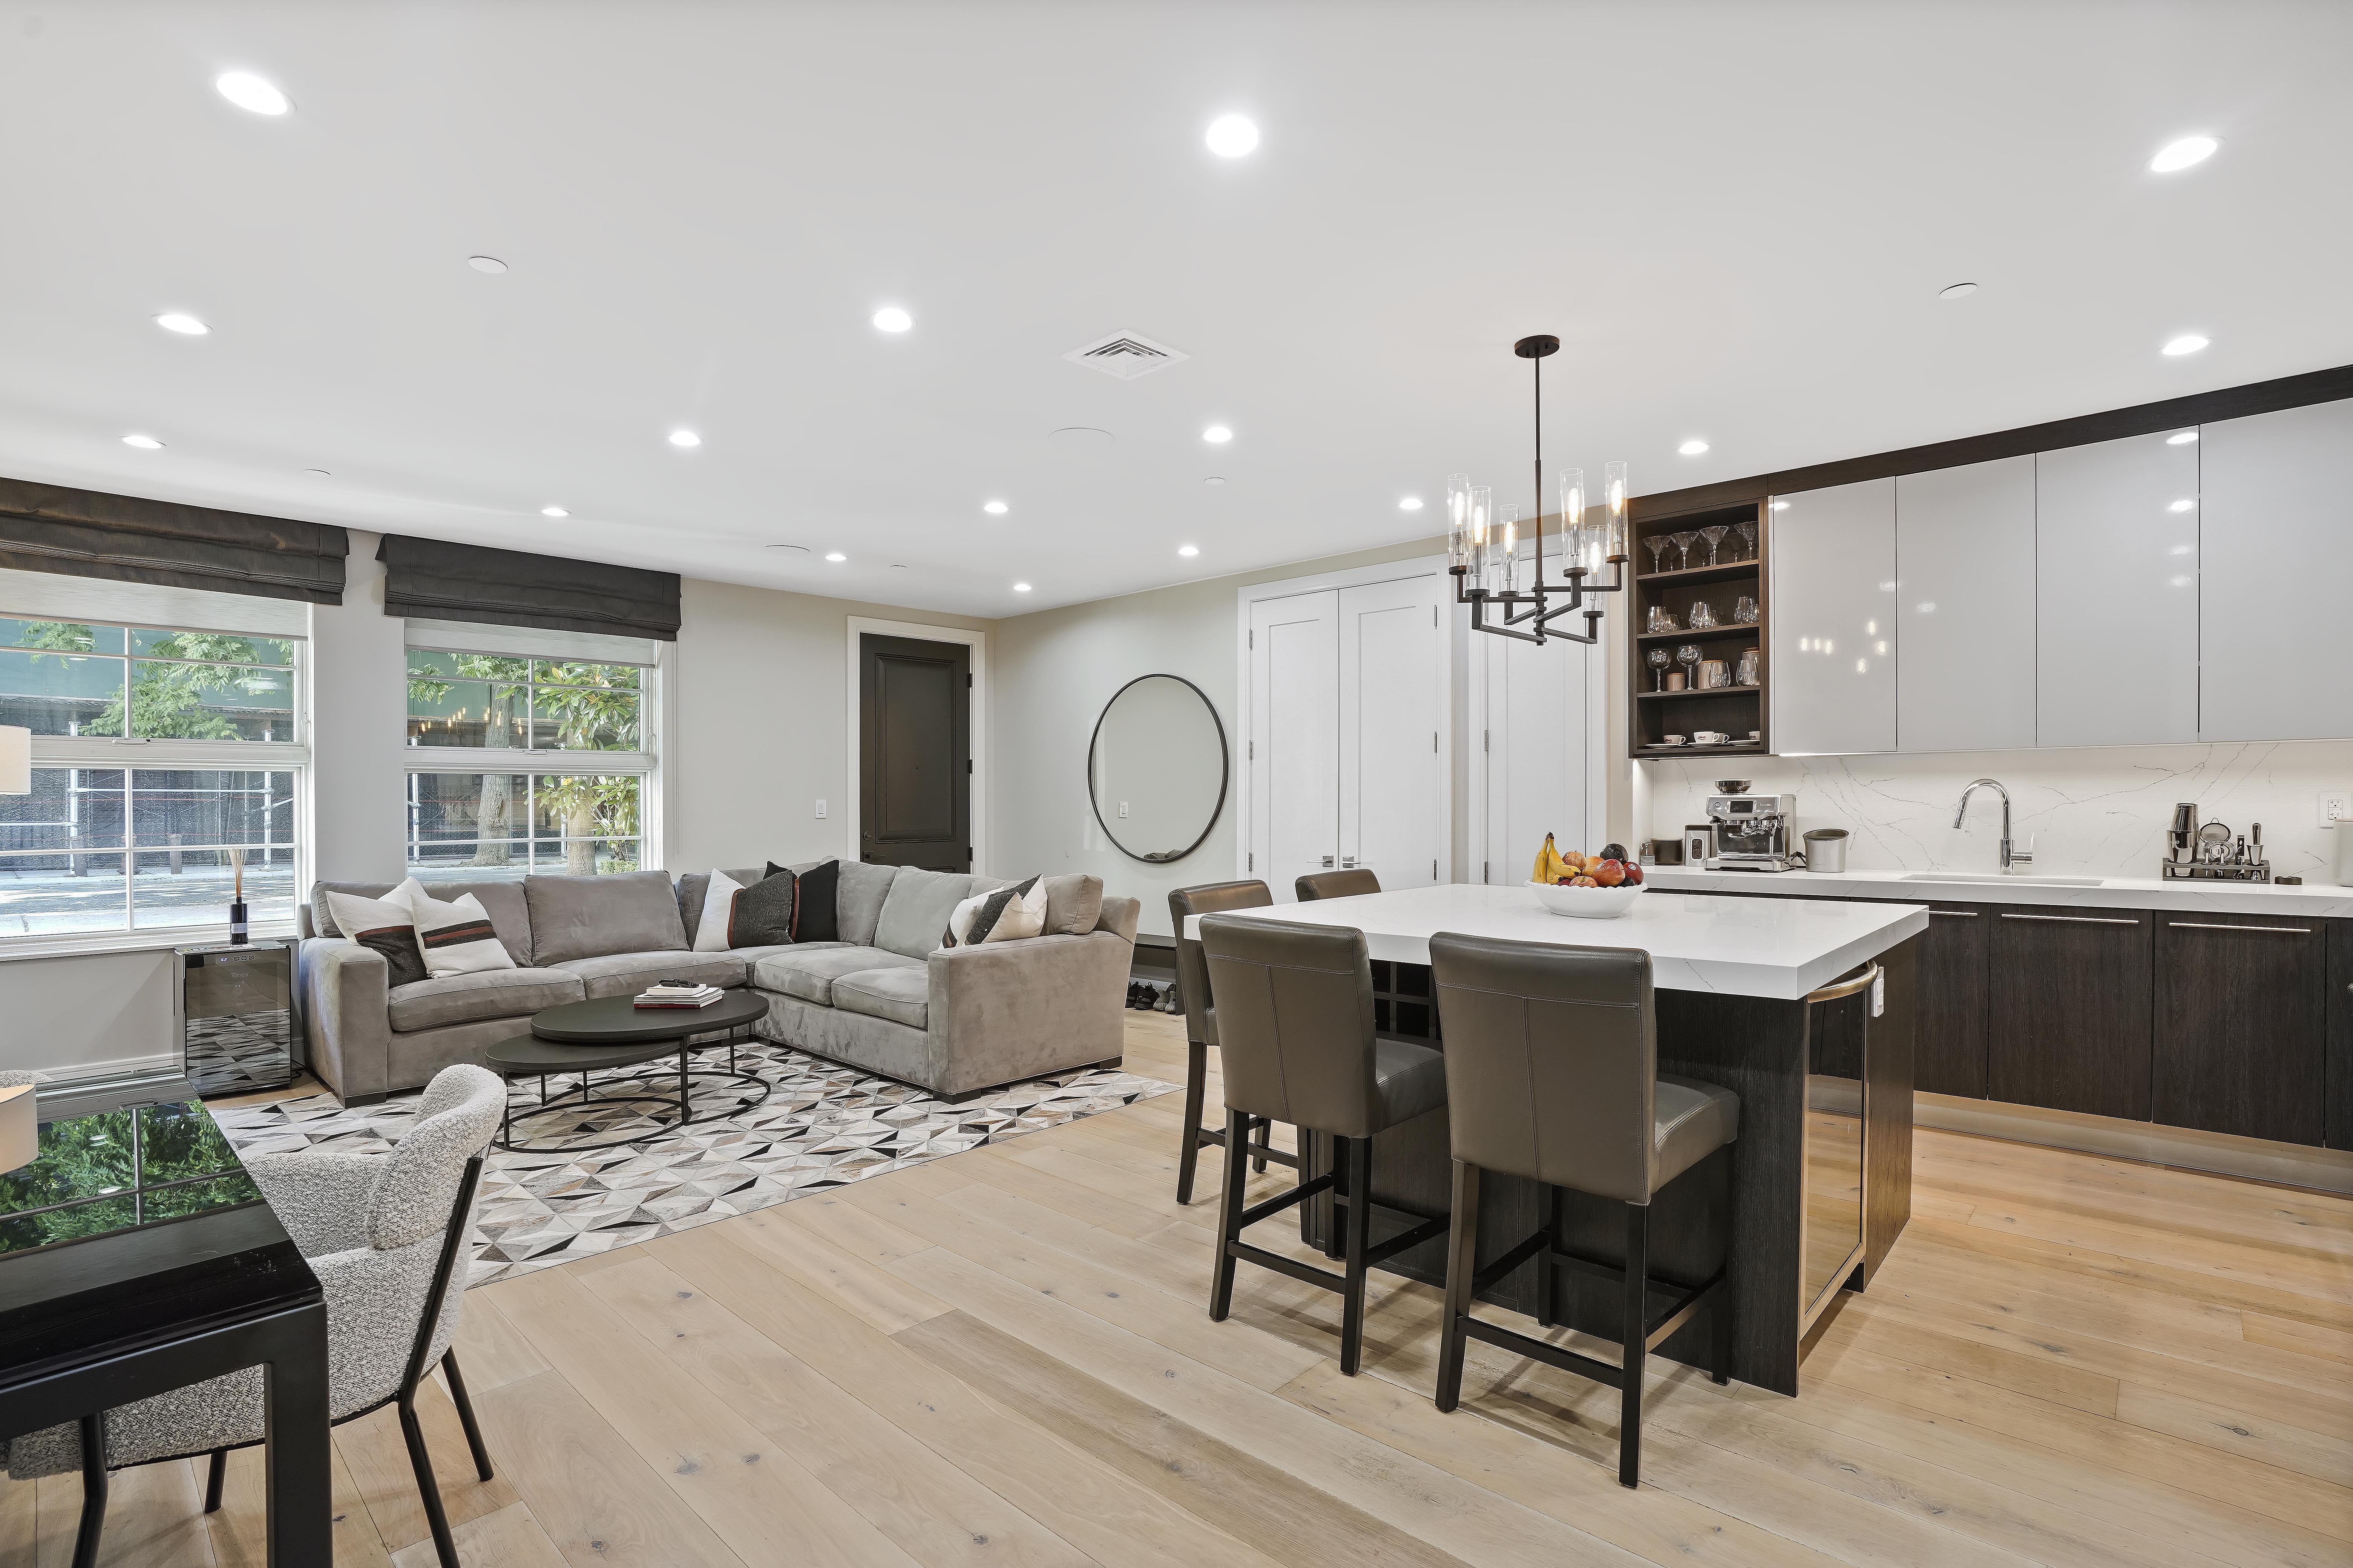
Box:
[495,1038,773,1154]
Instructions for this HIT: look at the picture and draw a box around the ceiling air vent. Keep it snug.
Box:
[1062,331,1189,381]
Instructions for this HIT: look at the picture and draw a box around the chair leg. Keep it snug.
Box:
[1207,1108,1251,1321]
[1434,1160,1481,1412]
[1712,1159,1735,1386]
[70,1413,106,1568]
[203,1447,228,1513]
[398,1391,463,1568]
[1620,1202,1650,1489]
[1176,1039,1210,1205]
[1250,1115,1271,1174]
[1338,1135,1373,1376]
[443,1349,497,1481]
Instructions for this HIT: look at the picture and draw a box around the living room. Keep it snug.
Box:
[3,5,2351,1566]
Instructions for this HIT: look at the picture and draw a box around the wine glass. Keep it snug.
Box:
[1676,644,1702,689]
[1646,647,1671,691]
[1671,530,1701,570]
[1735,519,1758,560]
[1644,533,1671,575]
[1700,524,1730,565]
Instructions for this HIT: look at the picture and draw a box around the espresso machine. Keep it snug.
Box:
[1705,791,1799,871]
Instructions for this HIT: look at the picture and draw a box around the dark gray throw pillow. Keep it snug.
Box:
[727,870,797,946]
[774,859,838,943]
[351,924,427,988]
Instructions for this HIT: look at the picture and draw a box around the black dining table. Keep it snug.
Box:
[0,1097,329,1564]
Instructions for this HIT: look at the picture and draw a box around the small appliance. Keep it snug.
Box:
[1705,792,1799,872]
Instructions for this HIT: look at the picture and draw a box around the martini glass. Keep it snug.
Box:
[1700,524,1731,565]
[1644,534,1671,575]
[1735,519,1758,560]
[1671,530,1701,570]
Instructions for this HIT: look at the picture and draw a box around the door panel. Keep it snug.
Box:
[1987,905,2152,1119]
[858,634,969,871]
[1769,478,1897,755]
[1482,627,1591,882]
[1339,578,1442,889]
[1897,456,2036,753]
[1249,591,1338,898]
[1916,906,1990,1097]
[2154,914,2325,1146]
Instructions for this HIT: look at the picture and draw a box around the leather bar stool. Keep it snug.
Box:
[1199,914,1451,1375]
[1427,932,1738,1488]
[1295,868,1380,901]
[1167,882,1297,1205]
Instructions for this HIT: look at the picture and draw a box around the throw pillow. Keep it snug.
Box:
[1041,873,1104,936]
[693,870,745,953]
[394,879,518,979]
[322,889,428,988]
[946,874,1045,947]
[774,859,838,943]
[728,870,796,946]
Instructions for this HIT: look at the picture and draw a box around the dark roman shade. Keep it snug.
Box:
[377,534,681,641]
[0,476,348,603]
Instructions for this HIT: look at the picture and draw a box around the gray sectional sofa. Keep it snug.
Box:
[296,863,1139,1105]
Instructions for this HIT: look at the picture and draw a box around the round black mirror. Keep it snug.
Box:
[1087,674,1228,864]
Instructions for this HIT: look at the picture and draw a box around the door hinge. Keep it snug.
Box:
[966,674,972,689]
[1248,628,1254,649]
[1432,731,1437,753]
[1483,860,1490,883]
[1483,729,1490,753]
[966,759,972,774]
[1432,605,1437,627]
[1248,852,1254,872]
[1249,739,1254,759]
[1432,858,1438,879]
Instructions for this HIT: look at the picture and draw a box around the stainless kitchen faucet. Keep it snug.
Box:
[1953,778,2034,871]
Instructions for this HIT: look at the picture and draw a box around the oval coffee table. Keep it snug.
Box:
[485,989,772,1153]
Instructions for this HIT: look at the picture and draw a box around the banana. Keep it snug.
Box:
[1533,832,1564,884]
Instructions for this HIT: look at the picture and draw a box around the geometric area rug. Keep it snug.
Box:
[210,1039,1176,1289]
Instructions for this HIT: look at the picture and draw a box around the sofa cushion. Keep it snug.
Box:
[526,871,688,965]
[831,966,929,1030]
[313,879,534,966]
[322,889,426,988]
[874,868,993,961]
[386,967,584,1032]
[751,945,917,1006]
[1042,873,1105,936]
[560,949,748,1001]
[676,867,768,946]
[835,861,898,946]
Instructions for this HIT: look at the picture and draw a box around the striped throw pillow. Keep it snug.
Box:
[393,879,517,978]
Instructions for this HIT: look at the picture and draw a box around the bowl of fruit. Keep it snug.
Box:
[1526,835,1646,919]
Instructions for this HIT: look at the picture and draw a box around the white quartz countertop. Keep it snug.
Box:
[1180,883,1926,1000]
[1644,864,2353,917]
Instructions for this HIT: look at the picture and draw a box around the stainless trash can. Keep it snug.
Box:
[1802,828,1849,873]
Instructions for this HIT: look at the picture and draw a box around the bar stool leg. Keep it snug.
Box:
[1208,1108,1250,1321]
[1339,1135,1373,1375]
[1250,1115,1271,1174]
[1712,1161,1735,1386]
[1537,1185,1563,1329]
[1434,1160,1481,1412]
[1620,1202,1650,1488]
[1176,1040,1209,1205]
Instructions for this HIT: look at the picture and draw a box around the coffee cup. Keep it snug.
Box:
[1660,733,1688,746]
[1693,730,1729,746]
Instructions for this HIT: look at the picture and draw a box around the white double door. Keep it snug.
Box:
[1471,618,1604,884]
[1248,575,1446,899]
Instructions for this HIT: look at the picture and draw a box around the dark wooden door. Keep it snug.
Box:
[858,634,970,872]
[1916,906,1991,1098]
[1988,905,2152,1120]
[2332,921,2353,1150]
[2154,914,2325,1146]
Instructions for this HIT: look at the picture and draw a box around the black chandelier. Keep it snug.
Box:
[1447,334,1629,646]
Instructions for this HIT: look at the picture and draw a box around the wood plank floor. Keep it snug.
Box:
[8,1009,2350,1565]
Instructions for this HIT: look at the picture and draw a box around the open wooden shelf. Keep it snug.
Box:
[1628,502,1771,755]
[1635,622,1760,643]
[1633,559,1762,588]
[1635,743,1766,757]
[1637,685,1762,701]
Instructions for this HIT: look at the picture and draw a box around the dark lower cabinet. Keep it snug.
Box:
[1988,906,2152,1120]
[2333,923,2353,1150]
[1916,906,1990,1097]
[2155,915,2326,1145]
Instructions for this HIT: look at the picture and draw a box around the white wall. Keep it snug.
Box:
[308,530,411,882]
[0,948,175,1085]
[1639,740,2353,882]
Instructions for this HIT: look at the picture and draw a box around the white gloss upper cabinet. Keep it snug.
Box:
[2200,400,2353,741]
[2036,431,2200,746]
[1895,456,2037,752]
[1770,477,1896,755]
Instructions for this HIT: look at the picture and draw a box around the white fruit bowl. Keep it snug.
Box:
[1527,879,1646,919]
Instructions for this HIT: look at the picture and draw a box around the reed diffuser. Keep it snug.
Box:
[228,846,249,945]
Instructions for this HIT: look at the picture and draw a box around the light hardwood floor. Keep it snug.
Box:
[8,1009,2350,1565]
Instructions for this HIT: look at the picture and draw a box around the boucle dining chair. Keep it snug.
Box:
[4,1063,506,1568]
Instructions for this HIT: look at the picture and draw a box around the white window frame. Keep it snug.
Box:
[0,613,310,959]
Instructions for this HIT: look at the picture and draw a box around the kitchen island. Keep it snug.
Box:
[1184,884,1927,1394]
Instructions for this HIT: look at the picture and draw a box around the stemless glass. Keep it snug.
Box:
[1732,594,1760,624]
[1671,530,1701,570]
[1735,519,1758,560]
[1644,533,1671,575]
[1687,600,1717,629]
[1700,524,1730,565]
[1646,648,1672,691]
[1646,603,1677,634]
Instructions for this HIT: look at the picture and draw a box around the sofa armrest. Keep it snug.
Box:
[298,937,392,1104]
[1094,894,1140,944]
[927,931,1132,1095]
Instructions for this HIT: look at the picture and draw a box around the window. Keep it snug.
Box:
[403,649,652,880]
[0,618,304,940]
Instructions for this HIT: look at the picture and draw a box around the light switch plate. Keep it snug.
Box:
[2321,792,2349,828]
[814,799,828,819]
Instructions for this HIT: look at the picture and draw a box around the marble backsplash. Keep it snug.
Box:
[1635,741,2353,884]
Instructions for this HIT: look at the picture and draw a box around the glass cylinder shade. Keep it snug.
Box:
[1446,472,1472,570]
[1605,461,1630,561]
[1466,484,1493,586]
[1495,504,1520,593]
[1558,469,1588,575]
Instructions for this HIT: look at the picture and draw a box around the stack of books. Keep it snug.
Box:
[634,981,726,1010]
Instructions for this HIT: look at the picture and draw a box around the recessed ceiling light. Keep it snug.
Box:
[541,506,569,518]
[2149,135,2219,173]
[1013,582,1033,593]
[2162,334,2209,356]
[1202,426,1232,444]
[668,429,702,447]
[1204,476,1226,486]
[1938,282,1978,300]
[1677,438,1710,456]
[469,256,508,274]
[2168,498,2196,513]
[121,434,164,449]
[982,500,1008,515]
[214,71,289,116]
[154,312,209,335]
[2167,429,2198,444]
[1205,115,1260,158]
[872,307,912,333]
[1178,545,1199,557]
[1398,497,1424,511]
[825,551,846,563]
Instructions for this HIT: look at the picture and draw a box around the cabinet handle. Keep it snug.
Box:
[1998,913,2140,925]
[2166,920,2312,934]
[1928,909,1978,918]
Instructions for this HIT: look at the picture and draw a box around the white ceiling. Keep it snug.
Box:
[2,1,2348,616]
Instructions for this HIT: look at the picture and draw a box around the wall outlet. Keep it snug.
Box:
[2322,792,2350,828]
[814,799,828,819]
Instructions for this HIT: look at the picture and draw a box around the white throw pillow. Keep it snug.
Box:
[394,878,517,978]
[946,875,1047,947]
[694,870,745,953]
[323,889,429,988]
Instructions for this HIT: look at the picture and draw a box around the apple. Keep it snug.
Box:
[1600,842,1629,863]
[1560,850,1587,873]
[1592,859,1626,887]
[1556,874,1574,887]
[1623,862,1645,885]
[1571,874,1598,887]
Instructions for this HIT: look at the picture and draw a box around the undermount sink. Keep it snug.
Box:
[1899,872,2105,887]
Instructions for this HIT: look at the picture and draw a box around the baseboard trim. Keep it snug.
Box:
[1916,1092,2353,1195]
